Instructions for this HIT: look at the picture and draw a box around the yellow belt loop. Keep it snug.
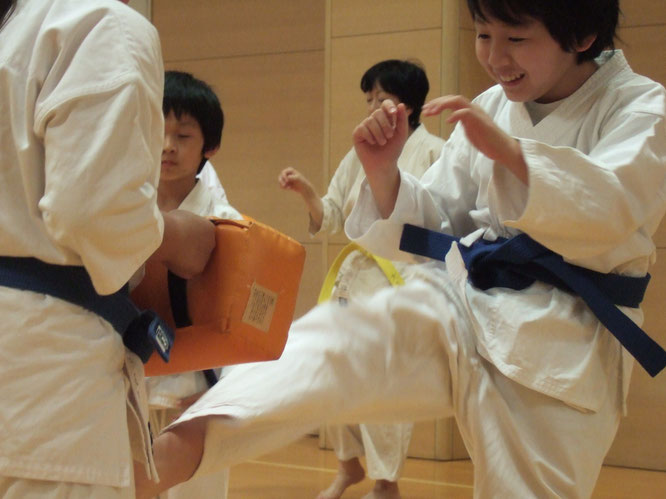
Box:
[318,242,405,304]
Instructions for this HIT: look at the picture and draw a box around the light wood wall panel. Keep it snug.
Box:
[155,0,324,61]
[620,0,666,26]
[458,0,473,30]
[162,52,324,238]
[606,249,666,469]
[167,52,325,320]
[294,243,325,319]
[607,0,666,472]
[153,0,326,321]
[617,26,666,87]
[331,0,442,37]
[458,29,493,99]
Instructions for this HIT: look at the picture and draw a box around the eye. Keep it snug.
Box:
[508,37,526,42]
[178,134,191,139]
[476,33,490,40]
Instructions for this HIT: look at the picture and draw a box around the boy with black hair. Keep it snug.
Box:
[279,58,443,499]
[147,70,241,499]
[138,1,666,498]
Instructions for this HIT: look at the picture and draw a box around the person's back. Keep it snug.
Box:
[0,3,216,496]
[0,0,166,495]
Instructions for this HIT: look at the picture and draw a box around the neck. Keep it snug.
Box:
[158,177,197,211]
[536,59,599,103]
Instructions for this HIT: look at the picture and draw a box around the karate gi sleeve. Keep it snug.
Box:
[346,124,481,261]
[318,148,357,235]
[34,7,165,295]
[499,87,666,272]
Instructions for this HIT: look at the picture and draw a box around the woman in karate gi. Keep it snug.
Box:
[0,1,214,497]
[278,59,444,499]
[137,0,666,497]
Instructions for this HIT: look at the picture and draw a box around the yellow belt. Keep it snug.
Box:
[317,242,404,304]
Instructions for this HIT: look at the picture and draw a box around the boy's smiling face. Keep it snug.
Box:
[161,110,212,183]
[475,17,597,103]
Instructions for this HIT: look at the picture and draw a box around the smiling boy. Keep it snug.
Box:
[137,1,666,498]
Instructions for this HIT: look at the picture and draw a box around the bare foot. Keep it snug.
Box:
[361,479,401,499]
[316,457,365,499]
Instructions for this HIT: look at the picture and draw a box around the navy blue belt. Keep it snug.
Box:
[399,224,666,377]
[0,256,173,363]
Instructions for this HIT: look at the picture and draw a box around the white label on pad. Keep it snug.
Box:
[242,282,278,332]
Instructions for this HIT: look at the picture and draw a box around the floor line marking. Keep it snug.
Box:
[243,460,474,489]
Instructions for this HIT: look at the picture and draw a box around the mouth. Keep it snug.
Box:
[161,160,176,167]
[497,72,525,86]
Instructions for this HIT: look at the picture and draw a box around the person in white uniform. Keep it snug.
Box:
[0,2,215,498]
[278,59,444,499]
[136,1,666,498]
[147,70,242,499]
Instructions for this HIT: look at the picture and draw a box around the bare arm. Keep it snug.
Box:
[278,166,324,231]
[151,210,216,279]
[351,101,409,218]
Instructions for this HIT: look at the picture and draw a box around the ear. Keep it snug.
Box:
[203,146,220,159]
[576,34,597,53]
[404,106,414,117]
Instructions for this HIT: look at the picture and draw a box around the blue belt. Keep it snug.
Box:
[168,271,218,386]
[0,256,173,363]
[399,224,666,377]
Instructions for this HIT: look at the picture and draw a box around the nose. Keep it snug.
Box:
[163,134,176,153]
[487,39,509,67]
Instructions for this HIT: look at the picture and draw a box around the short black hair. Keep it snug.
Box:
[360,59,430,130]
[0,0,17,29]
[466,0,620,63]
[163,71,224,173]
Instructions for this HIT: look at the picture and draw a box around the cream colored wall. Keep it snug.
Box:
[152,0,326,321]
[151,0,665,470]
[602,0,666,471]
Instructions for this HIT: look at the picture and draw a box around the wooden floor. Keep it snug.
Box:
[227,435,666,498]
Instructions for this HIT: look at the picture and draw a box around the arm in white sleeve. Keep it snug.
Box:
[36,11,165,295]
[499,92,666,270]
[346,124,480,261]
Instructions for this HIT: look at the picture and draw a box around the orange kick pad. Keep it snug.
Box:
[131,218,306,376]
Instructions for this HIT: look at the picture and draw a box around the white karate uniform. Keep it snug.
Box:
[316,124,444,481]
[173,51,666,499]
[147,166,241,498]
[0,0,164,496]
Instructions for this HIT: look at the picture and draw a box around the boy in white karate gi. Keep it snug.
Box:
[279,59,444,499]
[0,1,215,498]
[146,70,242,499]
[136,0,666,498]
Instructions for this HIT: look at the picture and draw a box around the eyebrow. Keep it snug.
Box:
[177,118,199,128]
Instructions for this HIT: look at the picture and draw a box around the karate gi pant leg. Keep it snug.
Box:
[174,277,623,499]
[327,422,413,482]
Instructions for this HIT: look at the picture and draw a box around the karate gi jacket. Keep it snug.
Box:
[347,51,666,412]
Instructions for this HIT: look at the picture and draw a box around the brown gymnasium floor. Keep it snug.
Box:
[226,435,666,498]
